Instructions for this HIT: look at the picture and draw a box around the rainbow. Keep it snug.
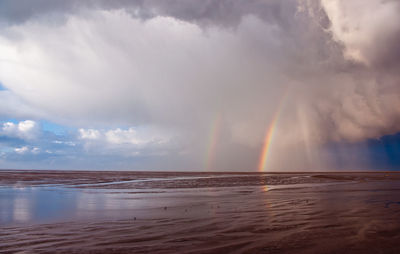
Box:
[258,113,280,172]
[204,113,222,171]
[258,88,290,172]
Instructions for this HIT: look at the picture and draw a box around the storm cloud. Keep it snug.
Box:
[0,0,399,170]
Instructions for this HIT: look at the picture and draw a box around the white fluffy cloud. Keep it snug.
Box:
[321,0,400,66]
[78,129,100,140]
[1,120,39,140]
[79,127,169,147]
[14,146,40,154]
[104,128,162,145]
[14,146,29,154]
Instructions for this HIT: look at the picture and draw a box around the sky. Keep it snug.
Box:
[0,0,400,171]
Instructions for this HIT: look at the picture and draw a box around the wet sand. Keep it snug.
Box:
[1,171,400,253]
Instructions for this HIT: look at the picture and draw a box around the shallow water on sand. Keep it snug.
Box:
[1,171,400,253]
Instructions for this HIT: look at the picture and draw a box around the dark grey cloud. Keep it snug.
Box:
[0,0,296,26]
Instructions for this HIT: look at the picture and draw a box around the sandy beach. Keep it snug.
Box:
[1,171,400,253]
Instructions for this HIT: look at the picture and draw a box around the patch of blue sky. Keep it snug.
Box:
[0,118,76,137]
[40,120,75,135]
[0,118,18,124]
[0,82,6,91]
[0,146,16,153]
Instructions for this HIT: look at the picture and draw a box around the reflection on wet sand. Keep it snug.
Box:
[1,171,400,253]
[13,194,31,223]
